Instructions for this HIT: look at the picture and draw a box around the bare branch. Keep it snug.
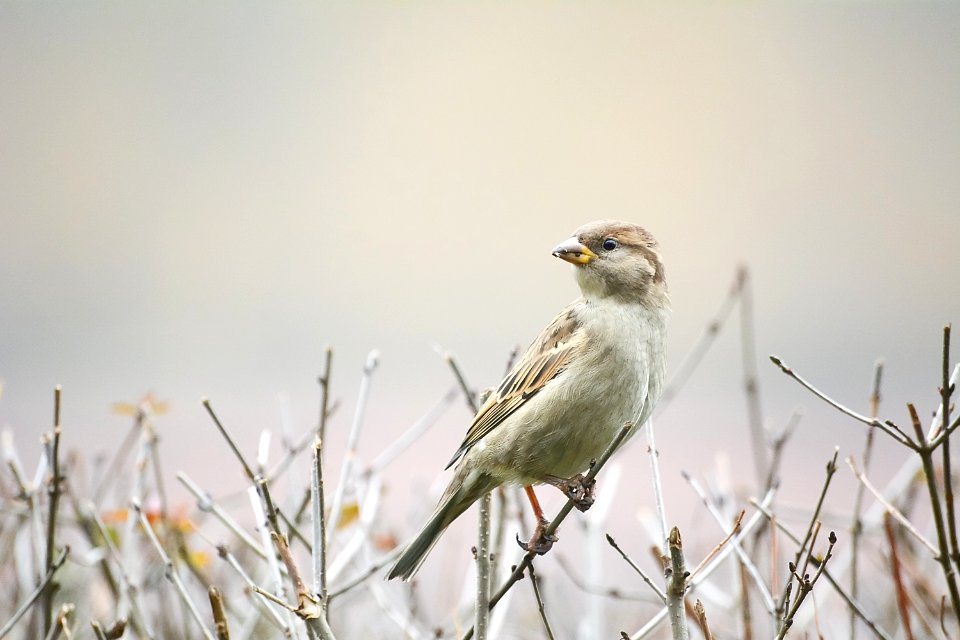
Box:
[134,501,216,640]
[311,436,328,602]
[202,398,257,482]
[0,547,68,639]
[474,492,492,640]
[462,422,633,640]
[207,587,230,640]
[846,456,938,555]
[883,514,914,640]
[693,600,715,640]
[665,527,690,640]
[527,562,555,640]
[42,385,63,637]
[769,356,915,448]
[326,350,379,537]
[751,500,893,640]
[646,418,669,556]
[606,534,666,604]
[851,357,884,640]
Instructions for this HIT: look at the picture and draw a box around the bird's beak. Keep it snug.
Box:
[552,237,596,265]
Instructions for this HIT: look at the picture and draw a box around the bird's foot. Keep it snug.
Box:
[516,517,558,555]
[544,473,596,512]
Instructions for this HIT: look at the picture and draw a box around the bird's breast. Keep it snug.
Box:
[479,300,668,483]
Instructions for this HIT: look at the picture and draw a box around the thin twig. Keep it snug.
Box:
[203,398,257,483]
[444,352,479,413]
[247,487,295,633]
[326,472,384,583]
[474,492,492,640]
[88,620,108,640]
[693,600,715,640]
[851,358,883,640]
[846,457,938,554]
[311,437,327,602]
[769,356,915,448]
[121,431,151,636]
[366,388,457,475]
[657,268,743,413]
[772,449,838,628]
[254,477,283,546]
[799,452,837,556]
[272,532,336,639]
[448,350,490,639]
[774,531,837,640]
[763,409,802,492]
[87,507,152,637]
[940,325,959,575]
[665,527,690,640]
[208,587,230,640]
[751,499,893,640]
[489,487,509,592]
[318,346,333,445]
[527,562,555,640]
[214,544,290,633]
[462,423,633,640]
[737,559,752,640]
[266,401,340,486]
[646,419,668,556]
[554,554,656,602]
[145,413,170,536]
[0,547,68,639]
[883,513,915,640]
[687,511,746,582]
[326,546,404,602]
[177,472,267,559]
[326,350,379,537]
[256,430,272,477]
[682,472,775,613]
[606,534,666,603]
[629,488,777,639]
[134,501,216,640]
[908,402,960,621]
[42,385,63,637]
[44,602,75,640]
[66,493,119,600]
[584,463,621,634]
[90,420,139,507]
[738,267,769,485]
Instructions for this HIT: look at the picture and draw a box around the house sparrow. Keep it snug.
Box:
[387,220,669,581]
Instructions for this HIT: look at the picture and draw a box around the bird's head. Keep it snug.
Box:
[552,220,668,307]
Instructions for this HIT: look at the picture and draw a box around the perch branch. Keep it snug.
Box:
[461,422,632,640]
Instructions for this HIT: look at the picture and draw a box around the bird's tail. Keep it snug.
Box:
[387,475,490,581]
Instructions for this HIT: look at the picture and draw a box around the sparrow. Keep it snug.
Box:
[387,220,669,581]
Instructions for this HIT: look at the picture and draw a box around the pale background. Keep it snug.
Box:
[2,0,959,581]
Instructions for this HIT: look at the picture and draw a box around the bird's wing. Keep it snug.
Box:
[445,302,584,469]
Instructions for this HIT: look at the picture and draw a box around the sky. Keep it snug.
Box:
[1,2,959,566]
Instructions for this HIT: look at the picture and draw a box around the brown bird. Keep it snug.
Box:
[387,220,669,580]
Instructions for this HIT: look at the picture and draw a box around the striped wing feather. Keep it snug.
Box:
[445,303,583,468]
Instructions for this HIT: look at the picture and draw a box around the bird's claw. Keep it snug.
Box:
[516,519,558,555]
[547,473,596,512]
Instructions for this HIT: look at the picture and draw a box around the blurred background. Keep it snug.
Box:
[1,0,959,598]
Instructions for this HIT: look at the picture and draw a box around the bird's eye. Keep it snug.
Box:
[602,238,618,251]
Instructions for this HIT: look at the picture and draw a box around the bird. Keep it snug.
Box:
[386,219,669,581]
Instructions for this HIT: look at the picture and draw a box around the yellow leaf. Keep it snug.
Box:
[110,403,138,416]
[337,502,360,530]
[188,550,210,568]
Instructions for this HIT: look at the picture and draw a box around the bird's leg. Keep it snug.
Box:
[542,473,596,512]
[516,485,558,555]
